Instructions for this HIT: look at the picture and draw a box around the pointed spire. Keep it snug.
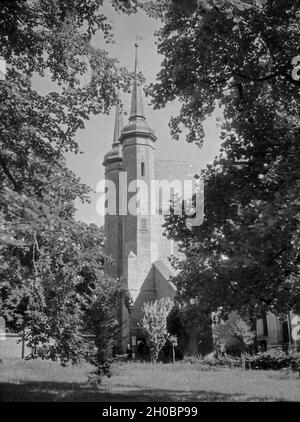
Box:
[119,43,157,144]
[130,43,145,120]
[112,90,123,146]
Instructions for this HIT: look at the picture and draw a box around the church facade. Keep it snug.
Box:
[102,48,200,354]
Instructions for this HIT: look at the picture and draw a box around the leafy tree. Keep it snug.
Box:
[0,0,137,366]
[140,297,174,361]
[146,0,300,318]
[142,0,269,20]
[214,312,255,355]
[167,302,213,356]
[82,273,128,380]
[227,318,255,352]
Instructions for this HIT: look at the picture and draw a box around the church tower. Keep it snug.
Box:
[119,45,157,349]
[102,46,207,355]
[103,93,123,279]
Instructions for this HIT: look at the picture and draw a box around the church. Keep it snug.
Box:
[102,46,200,354]
[102,47,300,358]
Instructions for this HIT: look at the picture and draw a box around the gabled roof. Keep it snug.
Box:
[152,260,177,292]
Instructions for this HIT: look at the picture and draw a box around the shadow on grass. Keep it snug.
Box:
[0,381,248,402]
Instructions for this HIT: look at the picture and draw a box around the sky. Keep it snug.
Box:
[33,3,223,227]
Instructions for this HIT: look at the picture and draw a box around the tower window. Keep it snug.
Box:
[141,162,145,177]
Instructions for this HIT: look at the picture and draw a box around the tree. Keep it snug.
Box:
[214,312,255,355]
[140,297,174,362]
[0,0,137,366]
[82,273,128,380]
[167,302,213,356]
[145,0,300,318]
[142,1,269,20]
[0,186,125,365]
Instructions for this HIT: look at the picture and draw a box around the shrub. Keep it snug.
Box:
[213,312,255,356]
[140,298,174,362]
[202,354,242,368]
[200,349,300,371]
[289,351,300,372]
[182,354,204,365]
[247,348,299,370]
[181,352,242,368]
[87,361,112,384]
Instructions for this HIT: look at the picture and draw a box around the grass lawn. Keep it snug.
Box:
[0,358,299,402]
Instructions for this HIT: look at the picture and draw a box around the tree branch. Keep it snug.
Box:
[234,70,284,82]
[234,68,300,86]
[0,152,21,193]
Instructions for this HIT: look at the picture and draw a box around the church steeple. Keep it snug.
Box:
[120,43,157,143]
[113,91,123,146]
[130,44,145,120]
[103,92,123,167]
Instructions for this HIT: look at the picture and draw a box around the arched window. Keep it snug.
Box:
[141,162,145,177]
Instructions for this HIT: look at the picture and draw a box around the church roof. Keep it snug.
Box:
[152,260,177,293]
[153,260,176,279]
[102,144,122,166]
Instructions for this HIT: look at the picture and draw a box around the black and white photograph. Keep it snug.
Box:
[0,0,300,406]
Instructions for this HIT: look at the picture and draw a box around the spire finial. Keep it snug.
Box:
[130,42,145,120]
